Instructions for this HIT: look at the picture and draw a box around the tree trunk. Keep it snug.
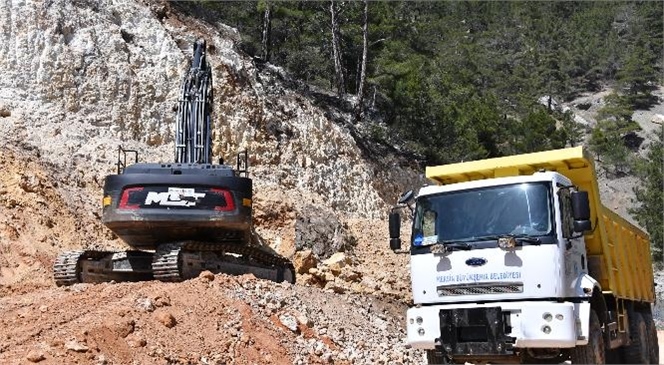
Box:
[355,0,368,122]
[261,2,272,62]
[330,0,345,95]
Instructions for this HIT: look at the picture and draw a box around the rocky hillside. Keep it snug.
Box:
[0,1,423,363]
[0,0,422,288]
[561,87,664,227]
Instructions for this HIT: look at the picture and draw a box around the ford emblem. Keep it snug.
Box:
[466,257,487,267]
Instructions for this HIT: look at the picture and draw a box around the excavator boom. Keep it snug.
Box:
[175,39,213,164]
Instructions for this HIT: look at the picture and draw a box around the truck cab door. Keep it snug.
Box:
[559,188,589,297]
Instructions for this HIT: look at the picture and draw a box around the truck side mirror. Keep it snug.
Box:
[573,220,592,232]
[389,211,402,250]
[398,190,414,205]
[571,191,592,232]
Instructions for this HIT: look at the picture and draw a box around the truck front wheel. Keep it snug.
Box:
[426,350,451,364]
[520,348,567,364]
[571,310,605,364]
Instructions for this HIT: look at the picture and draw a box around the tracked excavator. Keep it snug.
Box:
[53,40,295,286]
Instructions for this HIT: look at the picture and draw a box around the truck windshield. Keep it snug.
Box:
[412,182,553,246]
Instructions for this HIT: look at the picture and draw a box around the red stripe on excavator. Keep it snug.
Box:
[118,187,144,210]
[210,188,235,211]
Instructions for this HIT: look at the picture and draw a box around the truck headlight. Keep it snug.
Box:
[416,316,423,325]
[418,328,425,336]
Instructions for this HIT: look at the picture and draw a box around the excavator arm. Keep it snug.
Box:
[175,39,213,164]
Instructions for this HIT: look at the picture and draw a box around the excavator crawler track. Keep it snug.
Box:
[152,244,182,282]
[54,249,155,286]
[156,241,296,284]
[54,242,295,286]
[53,251,85,286]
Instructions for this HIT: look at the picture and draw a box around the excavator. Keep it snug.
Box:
[53,39,295,286]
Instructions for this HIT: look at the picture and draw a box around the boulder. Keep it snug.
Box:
[292,249,317,274]
[105,318,135,338]
[155,312,177,328]
[294,204,356,260]
[135,298,155,312]
[322,252,350,275]
[279,313,299,333]
[26,351,45,363]
[199,270,215,282]
[339,267,362,282]
[126,334,147,348]
[65,340,89,353]
[324,281,346,294]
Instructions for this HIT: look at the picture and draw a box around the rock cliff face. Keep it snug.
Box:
[0,0,422,259]
[0,4,424,362]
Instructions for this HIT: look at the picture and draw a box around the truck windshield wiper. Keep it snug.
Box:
[439,241,472,250]
[468,234,542,245]
[428,240,472,254]
[468,235,503,242]
[509,234,542,245]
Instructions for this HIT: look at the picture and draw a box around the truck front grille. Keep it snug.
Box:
[437,282,524,296]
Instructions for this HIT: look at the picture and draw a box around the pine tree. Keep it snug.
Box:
[616,40,659,108]
[511,108,565,154]
[558,111,584,147]
[589,93,639,176]
[190,1,662,168]
[589,120,633,176]
[630,126,663,263]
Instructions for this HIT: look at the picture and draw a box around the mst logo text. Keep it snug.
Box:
[145,187,205,207]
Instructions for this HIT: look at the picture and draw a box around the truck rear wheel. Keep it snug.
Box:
[621,310,649,364]
[642,310,659,364]
[571,310,605,364]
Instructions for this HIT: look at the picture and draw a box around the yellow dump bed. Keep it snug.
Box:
[426,146,655,303]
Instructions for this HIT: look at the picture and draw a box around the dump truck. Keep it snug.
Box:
[388,146,658,364]
[53,40,295,286]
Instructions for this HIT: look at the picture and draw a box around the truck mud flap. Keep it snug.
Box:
[438,307,514,356]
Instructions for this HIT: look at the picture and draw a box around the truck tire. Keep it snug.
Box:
[622,310,649,364]
[571,310,605,364]
[426,350,450,364]
[520,348,567,364]
[604,348,624,364]
[642,311,659,364]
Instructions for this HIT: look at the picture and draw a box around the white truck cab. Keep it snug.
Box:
[389,147,657,364]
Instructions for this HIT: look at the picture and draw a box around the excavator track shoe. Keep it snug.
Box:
[152,244,183,282]
[53,250,85,287]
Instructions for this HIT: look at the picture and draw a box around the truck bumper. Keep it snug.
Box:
[407,301,588,354]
